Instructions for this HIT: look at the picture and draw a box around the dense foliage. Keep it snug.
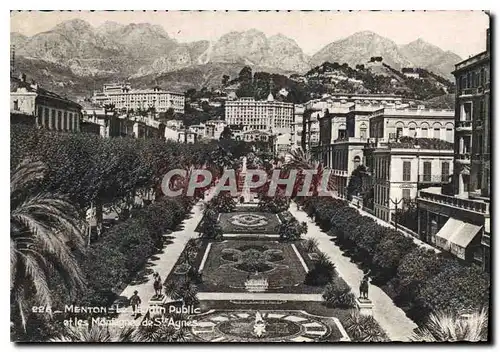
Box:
[322,277,357,309]
[278,217,307,242]
[298,197,490,324]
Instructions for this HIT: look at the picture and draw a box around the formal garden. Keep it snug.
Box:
[10,125,489,342]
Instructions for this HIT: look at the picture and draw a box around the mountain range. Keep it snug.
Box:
[11,19,461,93]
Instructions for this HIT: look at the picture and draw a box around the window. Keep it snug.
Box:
[423,161,432,182]
[396,127,403,139]
[441,162,450,182]
[409,127,416,137]
[338,129,346,139]
[463,103,472,121]
[402,188,411,201]
[421,127,428,138]
[360,126,367,139]
[433,128,440,139]
[13,100,19,110]
[446,128,453,143]
[403,161,411,181]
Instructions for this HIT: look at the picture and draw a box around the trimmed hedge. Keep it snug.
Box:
[298,197,490,324]
[80,197,193,306]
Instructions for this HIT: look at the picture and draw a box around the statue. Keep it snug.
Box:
[359,275,369,300]
[153,272,163,298]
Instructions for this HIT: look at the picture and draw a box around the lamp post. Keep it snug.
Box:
[387,197,404,231]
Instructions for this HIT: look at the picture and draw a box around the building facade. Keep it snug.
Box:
[92,83,185,114]
[11,75,82,132]
[417,29,491,271]
[371,139,454,222]
[225,94,294,135]
[205,120,227,140]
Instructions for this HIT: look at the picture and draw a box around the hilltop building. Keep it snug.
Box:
[92,83,185,114]
[225,93,294,135]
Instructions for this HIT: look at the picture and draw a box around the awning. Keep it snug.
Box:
[435,218,482,259]
[435,218,463,251]
[449,223,482,260]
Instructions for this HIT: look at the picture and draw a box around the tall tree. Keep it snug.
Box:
[10,160,86,331]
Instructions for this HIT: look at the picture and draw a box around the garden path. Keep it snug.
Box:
[113,189,217,324]
[289,201,418,342]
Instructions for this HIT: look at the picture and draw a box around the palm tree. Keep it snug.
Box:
[11,160,86,330]
[134,312,189,342]
[50,324,135,342]
[285,147,313,170]
[411,309,488,342]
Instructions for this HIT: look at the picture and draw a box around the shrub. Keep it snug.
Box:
[303,238,319,252]
[345,311,388,342]
[199,208,223,240]
[208,192,236,213]
[279,218,307,241]
[305,256,337,286]
[322,277,356,309]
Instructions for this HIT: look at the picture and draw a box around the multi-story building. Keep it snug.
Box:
[369,108,455,142]
[11,74,82,132]
[82,107,121,137]
[205,120,227,140]
[189,123,206,138]
[177,130,198,144]
[371,138,454,222]
[417,29,491,270]
[291,104,304,150]
[225,93,294,135]
[92,83,185,114]
[165,119,184,130]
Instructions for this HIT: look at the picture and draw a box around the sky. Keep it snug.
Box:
[10,10,490,58]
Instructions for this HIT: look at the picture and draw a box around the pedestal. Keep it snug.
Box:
[356,297,373,316]
[148,294,167,306]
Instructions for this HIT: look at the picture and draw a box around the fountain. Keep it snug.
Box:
[253,311,266,338]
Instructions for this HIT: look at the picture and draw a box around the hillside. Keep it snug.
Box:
[302,61,454,100]
[311,31,461,80]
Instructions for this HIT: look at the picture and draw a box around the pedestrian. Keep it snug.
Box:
[129,290,141,317]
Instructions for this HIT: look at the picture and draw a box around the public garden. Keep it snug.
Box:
[10,125,490,343]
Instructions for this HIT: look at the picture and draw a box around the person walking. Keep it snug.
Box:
[129,290,141,317]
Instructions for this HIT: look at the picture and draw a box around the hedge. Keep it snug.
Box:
[298,197,490,324]
[80,196,193,306]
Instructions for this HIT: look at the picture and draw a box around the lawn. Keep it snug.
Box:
[197,239,323,293]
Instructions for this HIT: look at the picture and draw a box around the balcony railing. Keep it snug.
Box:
[419,190,489,214]
[456,120,472,130]
[456,153,471,163]
[481,233,490,247]
[418,174,450,183]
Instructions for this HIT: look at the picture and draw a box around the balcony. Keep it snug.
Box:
[419,190,489,214]
[481,233,490,247]
[456,153,471,164]
[418,174,450,183]
[456,120,472,132]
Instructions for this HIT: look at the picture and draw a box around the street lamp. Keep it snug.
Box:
[387,197,404,231]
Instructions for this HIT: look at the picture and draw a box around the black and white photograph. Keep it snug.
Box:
[9,9,491,343]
